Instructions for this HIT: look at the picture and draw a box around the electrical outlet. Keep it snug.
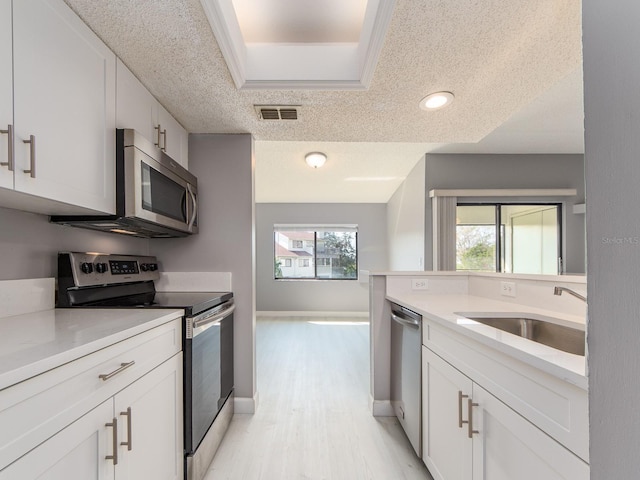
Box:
[500,281,516,297]
[412,278,428,290]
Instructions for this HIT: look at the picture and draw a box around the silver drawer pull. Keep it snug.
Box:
[98,361,135,381]
[0,124,13,171]
[105,418,118,465]
[120,407,132,450]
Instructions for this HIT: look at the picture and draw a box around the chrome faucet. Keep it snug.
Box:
[554,286,587,303]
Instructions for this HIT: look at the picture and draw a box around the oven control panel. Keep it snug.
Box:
[59,252,160,287]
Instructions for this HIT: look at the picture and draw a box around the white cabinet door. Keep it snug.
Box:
[12,0,116,214]
[0,0,13,190]
[422,346,473,480]
[116,58,158,143]
[158,105,188,168]
[0,400,114,480]
[471,384,589,480]
[114,354,183,480]
[116,59,188,169]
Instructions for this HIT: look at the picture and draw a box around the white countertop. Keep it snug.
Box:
[0,308,184,391]
[387,292,587,390]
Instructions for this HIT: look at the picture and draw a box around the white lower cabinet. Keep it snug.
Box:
[0,317,183,480]
[0,400,114,480]
[422,346,589,480]
[471,383,589,480]
[422,346,472,480]
[113,353,183,480]
[0,354,182,480]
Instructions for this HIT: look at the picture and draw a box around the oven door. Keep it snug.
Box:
[125,145,197,234]
[183,300,235,455]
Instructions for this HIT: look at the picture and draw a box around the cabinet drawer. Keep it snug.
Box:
[423,319,588,463]
[0,317,181,469]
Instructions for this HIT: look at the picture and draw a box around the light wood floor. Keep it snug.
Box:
[205,316,433,480]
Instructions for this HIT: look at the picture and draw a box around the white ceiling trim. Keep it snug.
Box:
[199,0,396,90]
[429,189,578,198]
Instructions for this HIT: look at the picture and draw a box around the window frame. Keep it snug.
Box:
[273,226,359,281]
[456,202,563,274]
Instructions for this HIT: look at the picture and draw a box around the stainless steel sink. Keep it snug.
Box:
[459,314,585,356]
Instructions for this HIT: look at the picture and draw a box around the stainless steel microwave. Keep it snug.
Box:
[51,129,198,238]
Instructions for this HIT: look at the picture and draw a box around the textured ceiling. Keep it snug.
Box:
[63,0,584,202]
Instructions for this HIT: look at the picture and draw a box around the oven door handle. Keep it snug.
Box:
[189,302,235,338]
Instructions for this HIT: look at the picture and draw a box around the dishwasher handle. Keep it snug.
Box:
[391,312,420,329]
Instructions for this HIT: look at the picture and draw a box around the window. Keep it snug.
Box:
[274,225,358,280]
[456,204,562,274]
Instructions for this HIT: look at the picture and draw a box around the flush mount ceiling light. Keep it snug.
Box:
[419,91,455,110]
[305,152,327,168]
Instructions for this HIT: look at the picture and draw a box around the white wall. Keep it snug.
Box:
[583,2,640,476]
[256,203,387,312]
[150,134,257,408]
[423,154,586,274]
[386,157,425,270]
[0,206,148,280]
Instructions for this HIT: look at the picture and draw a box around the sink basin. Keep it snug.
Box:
[458,314,585,356]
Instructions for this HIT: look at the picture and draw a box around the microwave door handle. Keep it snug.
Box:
[187,184,197,229]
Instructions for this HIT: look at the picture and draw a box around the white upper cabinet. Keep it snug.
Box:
[157,104,189,168]
[116,59,188,169]
[0,0,14,190]
[116,59,158,144]
[10,0,116,214]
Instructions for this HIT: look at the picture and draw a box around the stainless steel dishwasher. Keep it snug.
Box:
[390,302,422,457]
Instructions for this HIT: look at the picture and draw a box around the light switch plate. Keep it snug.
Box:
[500,281,516,297]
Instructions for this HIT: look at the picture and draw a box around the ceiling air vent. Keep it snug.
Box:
[254,105,300,121]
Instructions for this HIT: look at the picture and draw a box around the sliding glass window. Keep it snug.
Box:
[274,225,358,280]
[456,204,562,274]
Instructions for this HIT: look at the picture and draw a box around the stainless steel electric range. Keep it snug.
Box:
[57,252,233,480]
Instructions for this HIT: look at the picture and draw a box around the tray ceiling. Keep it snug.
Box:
[63,0,584,203]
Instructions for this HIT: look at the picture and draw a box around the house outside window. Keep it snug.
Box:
[274,225,358,280]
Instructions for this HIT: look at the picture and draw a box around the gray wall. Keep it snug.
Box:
[256,203,387,312]
[387,157,426,271]
[150,134,256,402]
[583,2,639,476]
[0,206,148,280]
[424,154,586,274]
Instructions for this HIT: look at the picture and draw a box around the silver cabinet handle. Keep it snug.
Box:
[22,134,35,178]
[467,398,479,438]
[120,407,132,451]
[155,124,167,151]
[98,360,135,381]
[0,124,13,171]
[458,391,469,428]
[105,417,118,465]
[160,128,167,152]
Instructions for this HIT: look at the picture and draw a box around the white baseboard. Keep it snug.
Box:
[234,391,259,414]
[257,310,369,318]
[369,396,395,417]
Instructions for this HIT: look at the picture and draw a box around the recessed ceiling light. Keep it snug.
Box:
[419,91,454,110]
[305,152,327,168]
